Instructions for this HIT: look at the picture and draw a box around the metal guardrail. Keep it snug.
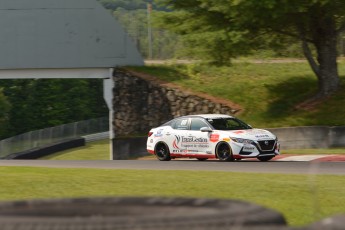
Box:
[0,117,109,159]
[83,132,110,142]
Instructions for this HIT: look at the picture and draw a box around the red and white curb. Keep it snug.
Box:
[272,154,345,162]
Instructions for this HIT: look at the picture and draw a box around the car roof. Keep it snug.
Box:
[159,114,236,128]
[179,114,234,119]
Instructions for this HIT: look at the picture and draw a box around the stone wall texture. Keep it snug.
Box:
[113,68,240,136]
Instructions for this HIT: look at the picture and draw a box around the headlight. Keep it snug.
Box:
[231,137,254,145]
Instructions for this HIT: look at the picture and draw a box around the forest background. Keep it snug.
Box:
[1,0,344,139]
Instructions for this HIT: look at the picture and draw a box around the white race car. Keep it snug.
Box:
[147,114,280,161]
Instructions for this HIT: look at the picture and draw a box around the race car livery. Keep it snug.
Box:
[147,114,280,161]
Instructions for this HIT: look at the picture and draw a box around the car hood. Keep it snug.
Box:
[222,129,276,141]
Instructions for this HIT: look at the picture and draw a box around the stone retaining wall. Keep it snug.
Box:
[113,68,239,136]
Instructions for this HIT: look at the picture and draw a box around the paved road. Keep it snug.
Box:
[0,160,344,175]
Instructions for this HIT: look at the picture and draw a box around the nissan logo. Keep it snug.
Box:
[264,141,269,145]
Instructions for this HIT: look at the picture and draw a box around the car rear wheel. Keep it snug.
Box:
[216,143,234,162]
[155,143,171,161]
[257,156,274,162]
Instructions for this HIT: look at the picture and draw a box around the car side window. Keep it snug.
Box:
[190,118,209,131]
[172,119,189,130]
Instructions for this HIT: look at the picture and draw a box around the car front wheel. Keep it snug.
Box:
[216,143,234,162]
[155,143,171,161]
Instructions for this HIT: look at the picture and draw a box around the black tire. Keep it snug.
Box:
[0,197,287,230]
[197,158,207,161]
[257,156,274,162]
[155,143,171,161]
[216,142,234,162]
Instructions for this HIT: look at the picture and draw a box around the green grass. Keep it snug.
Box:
[42,140,110,160]
[128,60,345,128]
[0,167,344,227]
[282,148,345,155]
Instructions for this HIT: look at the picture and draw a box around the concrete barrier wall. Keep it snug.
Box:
[113,137,148,160]
[329,126,345,147]
[112,126,345,159]
[267,126,345,149]
[4,138,85,159]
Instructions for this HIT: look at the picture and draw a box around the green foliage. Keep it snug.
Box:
[155,0,345,63]
[0,79,108,139]
[0,88,10,138]
[129,60,345,128]
[99,0,345,60]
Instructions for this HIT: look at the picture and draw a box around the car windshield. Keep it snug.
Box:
[206,118,252,130]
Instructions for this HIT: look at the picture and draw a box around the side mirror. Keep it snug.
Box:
[200,127,213,132]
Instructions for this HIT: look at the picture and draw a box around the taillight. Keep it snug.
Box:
[148,131,153,137]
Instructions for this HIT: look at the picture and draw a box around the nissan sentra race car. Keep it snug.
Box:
[147,114,280,161]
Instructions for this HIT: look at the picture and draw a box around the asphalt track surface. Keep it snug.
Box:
[0,159,345,175]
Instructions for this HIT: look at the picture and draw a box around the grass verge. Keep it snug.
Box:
[282,148,345,155]
[0,167,344,227]
[42,140,110,160]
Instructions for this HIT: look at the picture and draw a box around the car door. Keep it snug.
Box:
[186,118,213,155]
[167,118,190,154]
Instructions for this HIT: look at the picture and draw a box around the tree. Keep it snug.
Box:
[157,0,345,101]
[0,79,107,138]
[0,88,10,138]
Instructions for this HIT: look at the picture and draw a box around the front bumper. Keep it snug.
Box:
[231,140,280,158]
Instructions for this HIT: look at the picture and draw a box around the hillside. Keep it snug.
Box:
[128,60,345,128]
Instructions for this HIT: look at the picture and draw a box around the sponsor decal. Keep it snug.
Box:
[243,145,255,151]
[223,138,230,142]
[188,150,199,153]
[154,129,164,138]
[174,135,210,149]
[181,136,208,143]
[172,149,188,153]
[247,129,269,135]
[174,135,208,144]
[173,135,181,149]
[150,139,153,143]
[255,134,270,138]
[210,134,219,142]
[197,144,209,148]
[233,131,244,134]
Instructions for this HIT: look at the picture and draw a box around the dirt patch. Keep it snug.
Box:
[294,95,328,111]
